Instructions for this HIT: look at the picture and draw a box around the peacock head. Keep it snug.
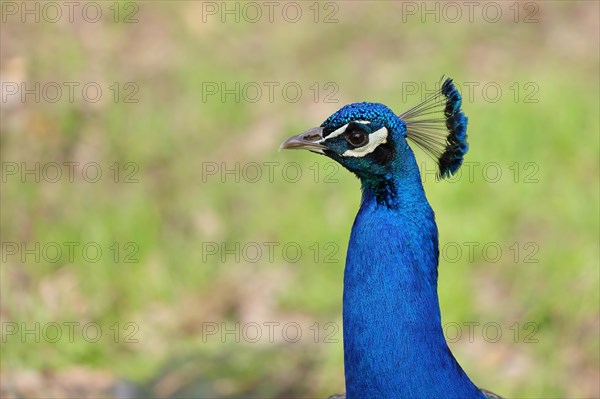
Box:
[281,78,469,182]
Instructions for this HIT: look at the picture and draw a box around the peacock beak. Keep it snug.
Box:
[280,127,327,152]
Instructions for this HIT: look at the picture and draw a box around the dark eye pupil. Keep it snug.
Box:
[347,132,367,146]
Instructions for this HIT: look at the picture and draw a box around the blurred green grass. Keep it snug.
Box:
[1,1,599,398]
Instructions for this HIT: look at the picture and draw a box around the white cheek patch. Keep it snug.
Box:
[342,126,388,158]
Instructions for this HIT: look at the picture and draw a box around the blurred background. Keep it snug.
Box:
[1,1,599,398]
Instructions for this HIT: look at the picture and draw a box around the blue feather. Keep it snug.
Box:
[342,138,486,398]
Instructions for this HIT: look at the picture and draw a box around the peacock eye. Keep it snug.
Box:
[345,131,368,147]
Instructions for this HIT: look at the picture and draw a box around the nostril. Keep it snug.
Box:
[303,133,321,142]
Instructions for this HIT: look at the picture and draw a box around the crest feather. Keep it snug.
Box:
[399,77,469,179]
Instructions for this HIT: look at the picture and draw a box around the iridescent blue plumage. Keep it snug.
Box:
[281,78,501,399]
[439,78,469,177]
[321,102,405,134]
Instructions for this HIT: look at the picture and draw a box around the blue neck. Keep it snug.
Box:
[342,149,485,398]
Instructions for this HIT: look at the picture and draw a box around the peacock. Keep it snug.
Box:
[281,78,502,399]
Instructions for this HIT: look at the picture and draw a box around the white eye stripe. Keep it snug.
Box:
[322,123,349,141]
[342,126,388,158]
[323,120,370,142]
